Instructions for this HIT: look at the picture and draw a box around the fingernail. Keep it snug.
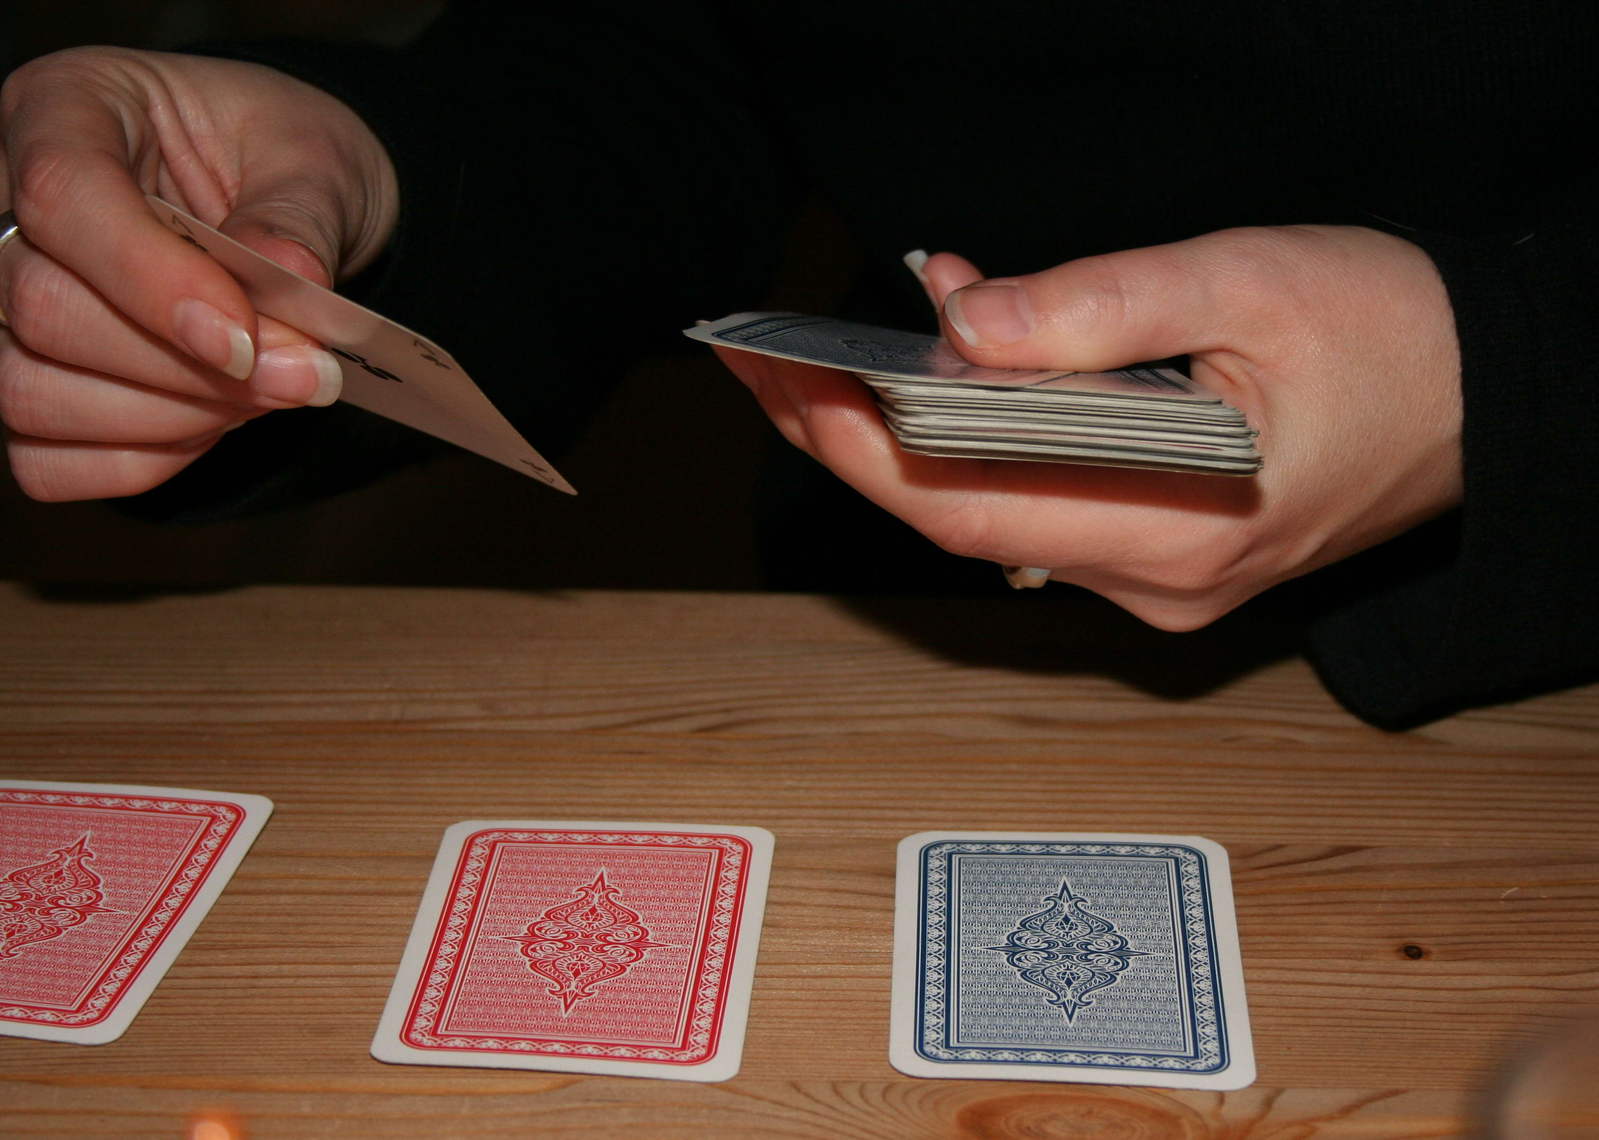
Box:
[1003,566,1052,590]
[174,298,253,380]
[252,345,344,407]
[902,249,930,286]
[945,282,1034,347]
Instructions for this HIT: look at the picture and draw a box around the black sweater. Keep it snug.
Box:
[126,0,1599,728]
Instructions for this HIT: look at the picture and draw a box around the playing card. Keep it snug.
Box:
[0,780,274,1045]
[891,832,1254,1089]
[147,196,574,494]
[371,821,774,1082]
[686,312,1165,392]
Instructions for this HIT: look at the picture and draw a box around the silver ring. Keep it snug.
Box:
[1003,565,1052,589]
[0,209,18,327]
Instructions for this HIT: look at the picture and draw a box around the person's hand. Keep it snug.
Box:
[0,46,399,501]
[718,225,1463,629]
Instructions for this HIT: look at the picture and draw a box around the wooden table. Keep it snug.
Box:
[2,582,1596,1138]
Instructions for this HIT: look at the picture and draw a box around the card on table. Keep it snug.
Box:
[145,196,575,494]
[891,831,1254,1089]
[371,821,774,1082]
[0,780,274,1045]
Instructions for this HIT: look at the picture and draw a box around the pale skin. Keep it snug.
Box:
[0,46,398,501]
[1,50,1464,632]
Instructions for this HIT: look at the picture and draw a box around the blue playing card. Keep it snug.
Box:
[890,833,1254,1089]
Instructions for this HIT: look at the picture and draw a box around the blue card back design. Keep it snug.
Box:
[915,840,1230,1073]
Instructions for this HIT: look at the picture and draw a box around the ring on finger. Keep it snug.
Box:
[0,210,19,327]
[1003,565,1053,590]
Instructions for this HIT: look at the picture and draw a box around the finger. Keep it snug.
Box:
[939,230,1262,371]
[712,345,823,459]
[0,336,260,442]
[5,429,224,502]
[902,250,982,311]
[210,57,398,284]
[921,251,983,307]
[4,55,261,378]
[0,234,340,407]
[718,332,1251,563]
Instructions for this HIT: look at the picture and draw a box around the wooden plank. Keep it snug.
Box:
[3,584,1596,1137]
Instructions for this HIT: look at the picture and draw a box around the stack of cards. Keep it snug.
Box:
[687,313,1262,476]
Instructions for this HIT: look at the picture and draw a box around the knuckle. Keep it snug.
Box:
[1051,254,1136,338]
[1,252,71,352]
[1197,226,1334,313]
[4,440,74,502]
[914,498,1003,562]
[1197,228,1285,294]
[1107,530,1257,623]
[13,143,86,222]
[7,441,176,503]
[1118,597,1231,633]
[1144,550,1235,596]
[1184,536,1253,592]
[3,46,129,113]
[0,354,49,438]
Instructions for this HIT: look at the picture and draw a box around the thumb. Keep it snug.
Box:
[940,233,1247,372]
[216,189,342,291]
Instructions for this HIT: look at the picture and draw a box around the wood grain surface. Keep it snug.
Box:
[2,583,1596,1138]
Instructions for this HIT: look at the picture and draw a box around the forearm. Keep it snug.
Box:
[1307,173,1599,726]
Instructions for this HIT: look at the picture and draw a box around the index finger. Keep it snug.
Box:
[2,53,258,378]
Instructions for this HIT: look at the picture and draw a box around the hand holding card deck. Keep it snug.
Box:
[686,313,1263,476]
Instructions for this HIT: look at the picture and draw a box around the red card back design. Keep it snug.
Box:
[399,828,753,1063]
[0,785,271,1041]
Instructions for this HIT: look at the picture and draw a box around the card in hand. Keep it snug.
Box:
[891,832,1254,1089]
[372,821,774,1082]
[0,780,273,1045]
[146,196,575,494]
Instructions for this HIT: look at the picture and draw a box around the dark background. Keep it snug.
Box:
[0,0,862,592]
[1,0,1304,721]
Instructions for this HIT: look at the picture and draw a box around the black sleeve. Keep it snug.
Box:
[123,1,795,523]
[1305,170,1599,727]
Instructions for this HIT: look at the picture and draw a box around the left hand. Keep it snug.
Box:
[717,225,1463,629]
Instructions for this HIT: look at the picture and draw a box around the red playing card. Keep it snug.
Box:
[0,782,273,1044]
[372,822,774,1081]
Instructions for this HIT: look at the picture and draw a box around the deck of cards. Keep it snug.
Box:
[3,779,1254,1091]
[687,313,1262,476]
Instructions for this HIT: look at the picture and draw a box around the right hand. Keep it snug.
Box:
[0,46,399,501]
